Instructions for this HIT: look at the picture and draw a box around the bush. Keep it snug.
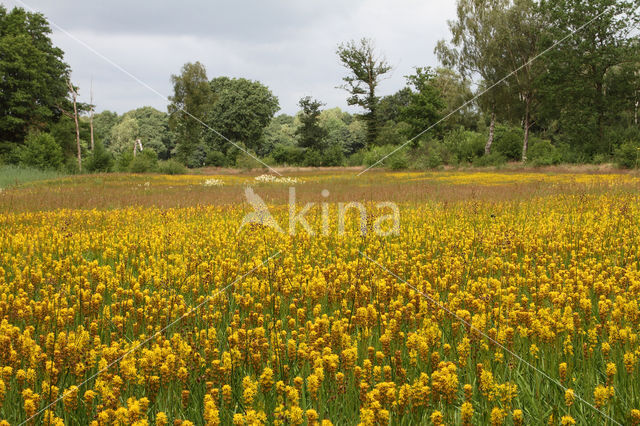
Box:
[158,159,187,175]
[388,150,408,170]
[555,141,589,164]
[614,141,640,169]
[271,144,305,165]
[235,151,265,170]
[443,129,485,163]
[205,150,228,167]
[493,125,523,161]
[303,149,324,167]
[527,139,560,166]
[346,151,365,167]
[321,144,345,167]
[16,132,64,170]
[473,151,507,167]
[85,140,114,172]
[129,150,158,173]
[364,145,399,168]
[116,151,133,172]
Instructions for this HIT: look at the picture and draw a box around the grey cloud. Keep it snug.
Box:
[4,0,456,115]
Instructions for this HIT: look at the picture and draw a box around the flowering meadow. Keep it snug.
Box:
[0,171,639,425]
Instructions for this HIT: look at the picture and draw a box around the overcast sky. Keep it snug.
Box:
[5,0,457,115]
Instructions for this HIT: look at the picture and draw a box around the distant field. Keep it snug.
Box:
[0,170,639,424]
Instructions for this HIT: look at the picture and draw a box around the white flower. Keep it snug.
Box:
[203,178,224,187]
[254,174,300,184]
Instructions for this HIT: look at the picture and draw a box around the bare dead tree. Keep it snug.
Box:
[61,80,82,171]
[133,138,143,157]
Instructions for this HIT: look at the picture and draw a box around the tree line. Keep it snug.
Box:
[1,0,639,173]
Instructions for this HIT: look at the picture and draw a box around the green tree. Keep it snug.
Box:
[296,96,327,150]
[0,6,70,156]
[168,62,212,164]
[109,117,139,155]
[93,110,119,147]
[400,67,446,142]
[432,67,476,130]
[435,0,512,154]
[122,107,175,159]
[204,76,279,156]
[377,88,412,125]
[538,0,640,157]
[496,0,545,161]
[336,38,392,148]
[17,131,63,170]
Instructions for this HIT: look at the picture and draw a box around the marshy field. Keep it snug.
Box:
[0,169,639,425]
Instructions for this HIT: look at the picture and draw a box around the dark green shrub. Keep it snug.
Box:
[321,144,345,167]
[527,139,560,166]
[389,150,408,170]
[473,151,507,167]
[235,150,265,170]
[493,125,523,161]
[205,150,228,167]
[129,150,158,173]
[443,129,485,163]
[303,149,324,167]
[271,144,305,165]
[184,144,208,168]
[614,141,640,168]
[17,132,64,170]
[346,151,365,167]
[364,145,398,168]
[85,140,114,172]
[158,159,187,175]
[116,151,133,172]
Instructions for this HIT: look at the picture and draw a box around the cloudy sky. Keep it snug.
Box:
[5,0,457,115]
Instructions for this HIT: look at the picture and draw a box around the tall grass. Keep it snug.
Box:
[0,164,64,189]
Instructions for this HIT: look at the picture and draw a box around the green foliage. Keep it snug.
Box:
[235,151,266,170]
[375,120,410,146]
[121,107,175,159]
[85,140,114,173]
[303,149,324,167]
[0,164,63,189]
[493,125,523,161]
[168,62,212,163]
[400,67,445,140]
[128,150,158,173]
[271,144,305,166]
[538,0,640,157]
[363,145,400,168]
[377,88,412,124]
[442,129,485,163]
[16,131,63,170]
[296,96,327,150]
[0,6,70,146]
[93,110,119,146]
[321,144,345,167]
[108,117,139,155]
[388,150,409,170]
[205,150,228,167]
[473,151,507,167]
[205,76,279,155]
[614,141,640,169]
[336,38,392,147]
[527,139,561,166]
[115,151,133,172]
[158,159,187,175]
